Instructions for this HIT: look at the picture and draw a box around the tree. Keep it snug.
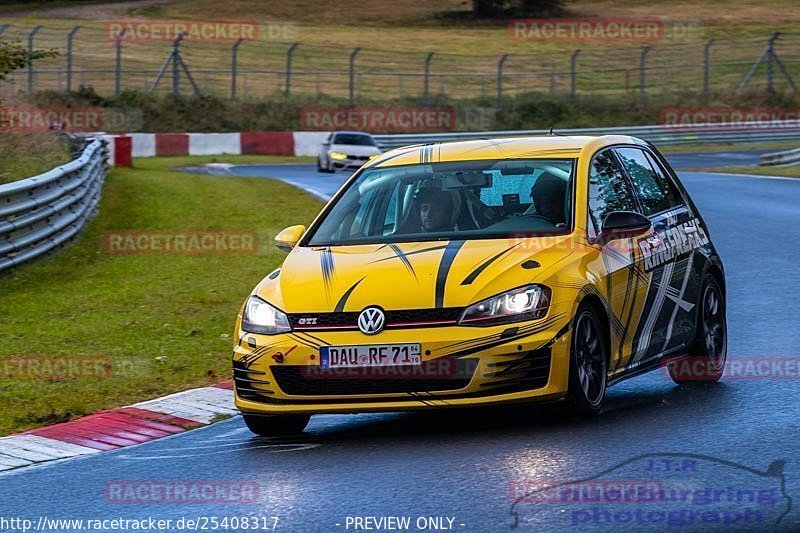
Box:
[0,41,58,82]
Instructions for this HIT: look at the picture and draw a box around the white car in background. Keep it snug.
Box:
[317,131,382,173]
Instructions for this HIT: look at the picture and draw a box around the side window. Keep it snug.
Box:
[587,150,638,236]
[616,147,684,216]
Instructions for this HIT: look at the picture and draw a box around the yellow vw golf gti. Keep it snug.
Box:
[232,135,727,436]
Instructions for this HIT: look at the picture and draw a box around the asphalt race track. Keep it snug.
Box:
[2,149,799,532]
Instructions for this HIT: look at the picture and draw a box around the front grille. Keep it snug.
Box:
[271,358,477,396]
[289,308,462,331]
[346,155,369,160]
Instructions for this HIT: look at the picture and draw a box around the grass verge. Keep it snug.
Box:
[0,132,72,185]
[699,165,800,178]
[0,155,322,435]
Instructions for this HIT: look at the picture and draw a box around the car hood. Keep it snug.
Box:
[329,143,382,156]
[255,237,576,313]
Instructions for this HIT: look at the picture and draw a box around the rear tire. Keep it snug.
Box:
[667,275,727,384]
[242,414,310,437]
[566,305,608,416]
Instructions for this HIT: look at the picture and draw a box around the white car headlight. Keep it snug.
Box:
[459,285,551,326]
[329,151,347,160]
[242,296,291,335]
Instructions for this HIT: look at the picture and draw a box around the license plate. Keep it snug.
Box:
[320,343,421,369]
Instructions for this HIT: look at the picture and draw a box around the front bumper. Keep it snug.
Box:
[232,307,573,415]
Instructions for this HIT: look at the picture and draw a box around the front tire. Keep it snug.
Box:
[667,275,727,384]
[566,305,608,415]
[242,413,310,437]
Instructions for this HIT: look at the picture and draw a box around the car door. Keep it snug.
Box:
[586,148,653,374]
[615,146,700,364]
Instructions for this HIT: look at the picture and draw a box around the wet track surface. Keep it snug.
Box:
[2,149,799,532]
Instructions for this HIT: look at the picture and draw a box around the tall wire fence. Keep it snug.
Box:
[2,22,799,105]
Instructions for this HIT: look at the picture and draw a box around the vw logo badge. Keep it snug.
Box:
[358,307,385,335]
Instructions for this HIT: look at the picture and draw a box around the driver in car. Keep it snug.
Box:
[525,172,567,228]
[418,188,454,232]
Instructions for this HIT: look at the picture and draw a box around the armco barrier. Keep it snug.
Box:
[0,137,109,272]
[760,147,800,166]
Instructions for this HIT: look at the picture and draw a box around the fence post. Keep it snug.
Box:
[702,38,714,96]
[570,49,580,100]
[285,42,298,101]
[767,32,779,93]
[172,34,185,96]
[66,25,81,93]
[497,53,509,110]
[349,47,361,105]
[639,46,651,100]
[423,52,434,107]
[27,25,43,94]
[231,38,244,102]
[114,27,127,96]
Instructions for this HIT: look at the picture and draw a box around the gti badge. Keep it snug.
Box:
[358,307,385,335]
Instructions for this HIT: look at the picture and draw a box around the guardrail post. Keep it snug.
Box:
[702,38,714,96]
[639,46,651,100]
[349,47,361,105]
[497,54,509,110]
[27,25,43,94]
[423,52,434,107]
[231,38,244,102]
[285,42,298,102]
[66,25,81,93]
[114,27,127,96]
[570,49,580,100]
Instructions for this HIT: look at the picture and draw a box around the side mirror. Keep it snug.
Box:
[274,225,306,253]
[599,211,652,243]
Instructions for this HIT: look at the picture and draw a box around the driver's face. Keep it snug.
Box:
[420,201,448,231]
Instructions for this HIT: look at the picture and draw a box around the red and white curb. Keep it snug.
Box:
[0,381,235,473]
[105,131,329,166]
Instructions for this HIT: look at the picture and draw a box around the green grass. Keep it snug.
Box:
[701,164,800,177]
[0,155,322,435]
[660,140,800,153]
[0,132,72,185]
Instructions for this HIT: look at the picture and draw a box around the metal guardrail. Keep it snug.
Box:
[0,137,109,272]
[761,147,800,166]
[373,124,800,150]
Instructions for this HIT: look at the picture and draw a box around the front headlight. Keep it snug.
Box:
[329,151,347,160]
[241,295,291,335]
[459,285,551,326]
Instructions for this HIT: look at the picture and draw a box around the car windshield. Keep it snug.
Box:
[305,159,575,246]
[333,133,376,146]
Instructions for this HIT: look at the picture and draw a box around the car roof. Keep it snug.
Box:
[367,135,649,168]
